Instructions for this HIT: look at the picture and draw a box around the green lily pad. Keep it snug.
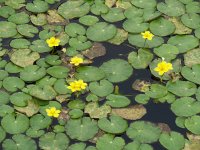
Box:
[100,59,133,83]
[10,39,31,49]
[89,80,114,97]
[10,92,32,107]
[26,128,45,138]
[108,28,128,45]
[124,6,143,19]
[30,14,47,26]
[0,70,8,80]
[91,2,109,15]
[54,79,71,94]
[58,0,90,19]
[196,87,200,101]
[8,12,30,24]
[135,94,150,104]
[69,109,83,119]
[30,114,52,130]
[150,17,175,36]
[96,134,125,150]
[79,15,99,26]
[47,66,69,78]
[167,80,197,97]
[3,77,25,92]
[65,117,98,141]
[26,0,49,13]
[171,97,200,117]
[17,24,39,38]
[128,48,153,69]
[45,55,62,66]
[36,76,56,87]
[29,85,57,100]
[124,141,153,150]
[20,65,46,82]
[65,23,86,37]
[10,49,40,67]
[101,8,125,23]
[2,134,37,150]
[0,6,15,18]
[159,131,185,150]
[186,2,200,14]
[123,18,149,34]
[0,21,17,38]
[69,37,92,51]
[181,64,200,84]
[68,100,85,110]
[185,115,200,135]
[131,0,156,8]
[39,132,69,150]
[1,113,29,134]
[0,126,6,143]
[153,44,179,61]
[184,48,200,67]
[106,94,131,107]
[39,101,61,116]
[75,66,105,82]
[126,121,161,143]
[128,34,164,48]
[167,35,199,53]
[0,105,14,117]
[84,102,111,118]
[145,84,168,99]
[0,91,10,105]
[157,0,185,17]
[30,40,52,53]
[195,28,200,39]
[68,143,86,150]
[98,115,128,134]
[143,8,162,22]
[86,22,117,42]
[181,13,200,29]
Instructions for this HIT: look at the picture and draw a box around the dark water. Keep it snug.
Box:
[0,0,189,150]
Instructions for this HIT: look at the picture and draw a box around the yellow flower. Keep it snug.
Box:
[46,37,60,47]
[67,79,87,92]
[141,31,154,40]
[154,60,173,76]
[70,56,83,66]
[46,107,61,118]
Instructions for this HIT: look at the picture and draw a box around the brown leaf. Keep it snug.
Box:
[82,43,106,59]
[14,99,39,117]
[183,133,200,150]
[47,10,68,25]
[132,80,151,92]
[56,95,70,103]
[157,123,171,133]
[112,105,147,120]
[89,130,105,143]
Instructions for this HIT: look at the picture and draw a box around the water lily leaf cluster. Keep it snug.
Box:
[0,0,200,149]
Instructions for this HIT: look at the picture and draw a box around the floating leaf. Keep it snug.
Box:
[30,14,47,26]
[2,134,37,150]
[86,22,117,42]
[54,79,71,94]
[145,84,168,99]
[171,97,200,117]
[79,15,99,26]
[47,66,69,78]
[84,102,111,119]
[10,49,40,67]
[181,13,200,29]
[39,132,69,150]
[185,115,200,135]
[75,66,105,82]
[65,23,86,37]
[167,35,199,53]
[10,39,31,49]
[0,105,14,117]
[157,0,185,17]
[159,131,185,150]
[65,117,98,141]
[8,12,30,24]
[1,113,29,134]
[108,29,128,45]
[124,141,153,150]
[100,59,133,83]
[17,24,39,38]
[0,21,17,38]
[30,114,52,130]
[131,0,156,8]
[47,9,65,25]
[26,0,49,13]
[20,65,46,82]
[58,0,90,19]
[3,77,25,92]
[150,17,175,36]
[101,8,125,23]
[167,80,197,97]
[10,92,31,107]
[98,115,128,134]
[0,126,6,143]
[96,134,125,150]
[126,121,161,143]
[184,48,200,67]
[106,94,131,108]
[0,91,10,105]
[89,80,114,97]
[128,48,153,69]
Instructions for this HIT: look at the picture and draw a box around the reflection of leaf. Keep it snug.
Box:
[112,105,147,120]
[82,43,106,59]
[14,99,39,117]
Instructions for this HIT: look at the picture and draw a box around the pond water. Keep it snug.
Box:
[0,0,200,150]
